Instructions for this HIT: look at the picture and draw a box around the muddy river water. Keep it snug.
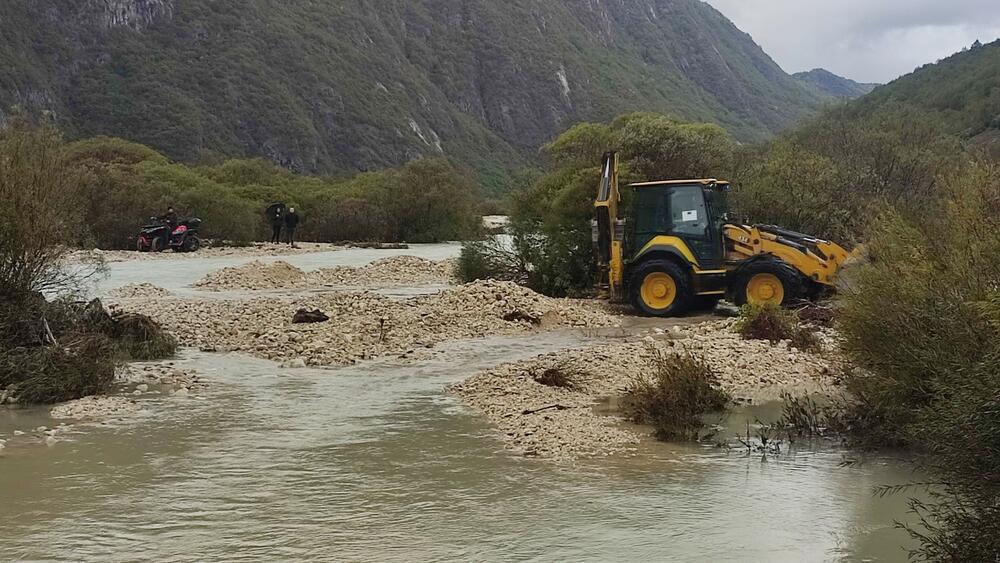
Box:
[1,247,925,561]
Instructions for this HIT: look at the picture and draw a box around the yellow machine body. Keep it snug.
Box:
[594,152,854,315]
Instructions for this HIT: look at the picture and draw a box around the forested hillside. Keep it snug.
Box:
[852,39,1000,155]
[0,0,829,189]
[792,69,878,99]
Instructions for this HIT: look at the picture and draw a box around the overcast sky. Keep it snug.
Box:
[704,0,1000,83]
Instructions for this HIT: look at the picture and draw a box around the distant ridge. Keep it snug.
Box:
[793,69,879,100]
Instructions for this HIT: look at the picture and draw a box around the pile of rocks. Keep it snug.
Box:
[121,280,621,367]
[194,256,458,292]
[450,319,840,462]
[312,256,456,287]
[195,261,309,291]
[109,283,173,299]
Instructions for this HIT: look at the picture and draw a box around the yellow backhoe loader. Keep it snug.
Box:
[594,152,853,316]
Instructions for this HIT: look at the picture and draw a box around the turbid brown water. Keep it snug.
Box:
[0,250,926,561]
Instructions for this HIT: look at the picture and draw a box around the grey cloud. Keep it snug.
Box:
[704,0,1000,82]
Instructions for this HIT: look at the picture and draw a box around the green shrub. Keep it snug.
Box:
[837,163,1000,559]
[0,297,176,404]
[620,351,730,441]
[734,304,821,351]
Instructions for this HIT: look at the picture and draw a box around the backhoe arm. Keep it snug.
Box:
[594,152,625,301]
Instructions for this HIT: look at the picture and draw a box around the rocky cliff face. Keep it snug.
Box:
[0,0,825,188]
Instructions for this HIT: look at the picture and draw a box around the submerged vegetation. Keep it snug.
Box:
[620,351,730,442]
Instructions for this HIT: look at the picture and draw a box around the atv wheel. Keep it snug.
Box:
[136,238,148,252]
[734,258,804,307]
[630,259,692,317]
[183,236,202,253]
[150,237,166,253]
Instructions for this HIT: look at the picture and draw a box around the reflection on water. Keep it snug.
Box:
[0,334,922,562]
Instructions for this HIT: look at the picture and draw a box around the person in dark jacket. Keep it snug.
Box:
[285,207,300,246]
[270,207,284,244]
[162,207,178,230]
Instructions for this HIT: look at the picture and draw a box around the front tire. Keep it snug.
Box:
[630,259,692,317]
[733,258,804,307]
[150,236,165,253]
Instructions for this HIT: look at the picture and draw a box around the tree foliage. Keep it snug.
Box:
[0,121,88,297]
[837,162,1000,560]
[62,137,480,249]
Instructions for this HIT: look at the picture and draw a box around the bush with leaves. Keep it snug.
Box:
[837,162,1000,560]
[620,351,730,441]
[731,103,966,244]
[0,122,92,297]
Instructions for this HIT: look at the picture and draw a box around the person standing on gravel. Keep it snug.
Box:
[269,207,284,244]
[285,207,300,246]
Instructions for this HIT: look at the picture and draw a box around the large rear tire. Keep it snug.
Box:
[630,259,692,317]
[151,236,166,253]
[733,258,804,307]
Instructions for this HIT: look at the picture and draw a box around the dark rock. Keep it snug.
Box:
[292,309,330,324]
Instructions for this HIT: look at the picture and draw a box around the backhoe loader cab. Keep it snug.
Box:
[594,152,853,317]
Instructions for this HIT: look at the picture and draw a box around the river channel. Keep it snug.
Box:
[1,247,924,561]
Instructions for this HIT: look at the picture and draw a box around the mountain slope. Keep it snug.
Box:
[847,39,1000,155]
[0,0,827,187]
[793,69,878,100]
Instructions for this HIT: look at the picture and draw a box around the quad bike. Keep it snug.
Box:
[137,217,203,253]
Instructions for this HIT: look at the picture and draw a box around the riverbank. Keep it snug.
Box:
[102,253,838,465]
[450,319,841,462]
